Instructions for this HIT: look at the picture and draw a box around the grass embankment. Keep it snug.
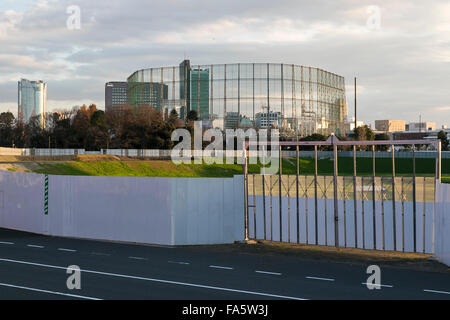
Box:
[30,157,450,179]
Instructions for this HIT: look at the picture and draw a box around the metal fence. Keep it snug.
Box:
[1,147,449,159]
[243,136,442,253]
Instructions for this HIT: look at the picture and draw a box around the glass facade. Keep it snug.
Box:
[127,61,347,137]
[18,79,47,128]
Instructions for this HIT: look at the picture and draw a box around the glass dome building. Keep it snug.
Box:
[127,60,347,137]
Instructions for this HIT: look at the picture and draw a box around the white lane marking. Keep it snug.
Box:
[128,256,147,261]
[361,282,393,288]
[255,271,282,276]
[168,261,190,265]
[209,265,234,270]
[0,282,101,300]
[424,289,450,295]
[58,248,77,252]
[0,258,307,300]
[306,276,335,282]
[27,245,44,249]
[91,252,111,256]
[0,242,14,245]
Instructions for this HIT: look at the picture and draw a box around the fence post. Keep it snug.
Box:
[333,140,339,248]
[372,145,377,249]
[392,145,397,251]
[296,145,300,244]
[353,145,358,248]
[253,174,256,240]
[279,145,282,242]
[436,140,442,182]
[262,146,267,241]
[314,145,319,245]
[412,145,417,252]
[243,146,249,241]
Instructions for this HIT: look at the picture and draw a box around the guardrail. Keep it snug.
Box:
[1,147,449,159]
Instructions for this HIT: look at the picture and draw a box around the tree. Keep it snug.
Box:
[375,133,390,151]
[438,130,449,151]
[186,110,198,122]
[72,107,90,148]
[354,125,374,150]
[168,109,178,124]
[299,133,328,150]
[2,104,178,150]
[0,112,14,129]
[0,112,15,147]
[354,125,374,141]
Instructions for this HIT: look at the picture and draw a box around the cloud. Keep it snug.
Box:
[0,0,449,127]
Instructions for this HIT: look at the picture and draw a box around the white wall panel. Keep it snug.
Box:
[0,171,245,246]
[0,172,44,234]
[435,183,450,266]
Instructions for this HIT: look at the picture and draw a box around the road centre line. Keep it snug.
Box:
[0,258,307,300]
[209,265,234,270]
[423,289,450,295]
[27,245,44,249]
[306,276,335,282]
[91,252,111,256]
[361,282,394,288]
[168,261,190,265]
[255,271,282,276]
[58,248,77,252]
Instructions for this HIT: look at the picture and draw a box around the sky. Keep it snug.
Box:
[0,0,449,127]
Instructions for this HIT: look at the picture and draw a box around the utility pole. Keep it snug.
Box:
[354,77,357,131]
[419,114,422,133]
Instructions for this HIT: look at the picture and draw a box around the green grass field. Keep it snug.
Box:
[30,157,450,181]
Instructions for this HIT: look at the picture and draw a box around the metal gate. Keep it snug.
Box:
[243,136,442,253]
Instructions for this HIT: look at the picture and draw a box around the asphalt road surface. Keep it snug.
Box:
[0,228,449,300]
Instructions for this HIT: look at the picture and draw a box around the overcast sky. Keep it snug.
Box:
[0,0,449,127]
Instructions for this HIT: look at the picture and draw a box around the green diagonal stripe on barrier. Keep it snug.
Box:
[44,175,49,215]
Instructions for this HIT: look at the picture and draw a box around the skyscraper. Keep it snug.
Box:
[179,59,191,119]
[190,68,209,120]
[18,79,47,128]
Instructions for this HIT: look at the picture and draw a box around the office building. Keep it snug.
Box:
[18,79,47,127]
[375,120,406,132]
[105,82,128,112]
[407,122,436,132]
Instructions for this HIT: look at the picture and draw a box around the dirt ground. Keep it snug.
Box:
[196,241,449,273]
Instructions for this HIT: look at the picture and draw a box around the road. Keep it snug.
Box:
[0,228,449,300]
